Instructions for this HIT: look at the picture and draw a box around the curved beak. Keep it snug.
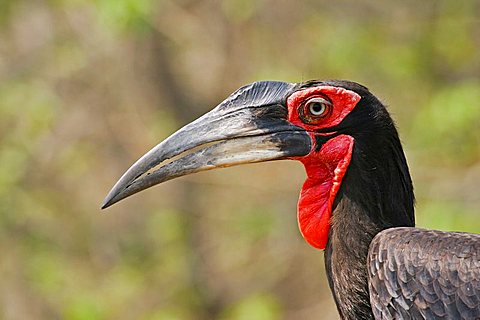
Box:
[102,81,311,209]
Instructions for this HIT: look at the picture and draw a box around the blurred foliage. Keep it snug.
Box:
[0,0,478,319]
[411,81,480,165]
[93,0,158,32]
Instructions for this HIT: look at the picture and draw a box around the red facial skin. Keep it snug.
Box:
[287,86,361,249]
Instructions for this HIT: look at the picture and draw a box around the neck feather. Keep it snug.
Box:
[324,124,415,319]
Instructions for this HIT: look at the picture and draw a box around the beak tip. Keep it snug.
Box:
[101,191,119,210]
[100,198,112,210]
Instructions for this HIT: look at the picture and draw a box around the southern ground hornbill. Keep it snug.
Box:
[102,80,480,319]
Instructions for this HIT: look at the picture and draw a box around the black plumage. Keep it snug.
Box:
[305,81,480,319]
[369,228,480,319]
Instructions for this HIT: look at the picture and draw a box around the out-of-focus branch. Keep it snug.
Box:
[147,26,225,319]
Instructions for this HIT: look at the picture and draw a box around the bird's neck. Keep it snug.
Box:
[325,197,380,320]
[324,135,415,320]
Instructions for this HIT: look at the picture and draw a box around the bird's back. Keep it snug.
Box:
[368,227,480,319]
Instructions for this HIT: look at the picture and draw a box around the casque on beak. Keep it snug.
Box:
[102,81,311,209]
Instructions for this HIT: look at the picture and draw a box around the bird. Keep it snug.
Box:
[102,80,480,319]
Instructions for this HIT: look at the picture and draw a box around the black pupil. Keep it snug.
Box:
[311,102,324,114]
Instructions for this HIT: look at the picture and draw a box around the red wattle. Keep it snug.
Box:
[297,134,354,250]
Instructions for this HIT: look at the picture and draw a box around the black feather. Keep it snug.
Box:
[299,80,415,319]
[294,80,479,320]
[368,228,480,319]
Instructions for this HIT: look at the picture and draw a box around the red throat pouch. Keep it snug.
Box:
[297,134,354,250]
[286,86,360,250]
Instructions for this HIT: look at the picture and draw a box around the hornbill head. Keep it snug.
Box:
[102,80,399,249]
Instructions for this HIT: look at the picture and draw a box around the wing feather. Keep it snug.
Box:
[368,227,480,319]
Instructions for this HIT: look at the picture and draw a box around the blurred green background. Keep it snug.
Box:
[1,0,479,319]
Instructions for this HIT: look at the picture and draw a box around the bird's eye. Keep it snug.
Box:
[299,96,332,123]
[308,100,327,116]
